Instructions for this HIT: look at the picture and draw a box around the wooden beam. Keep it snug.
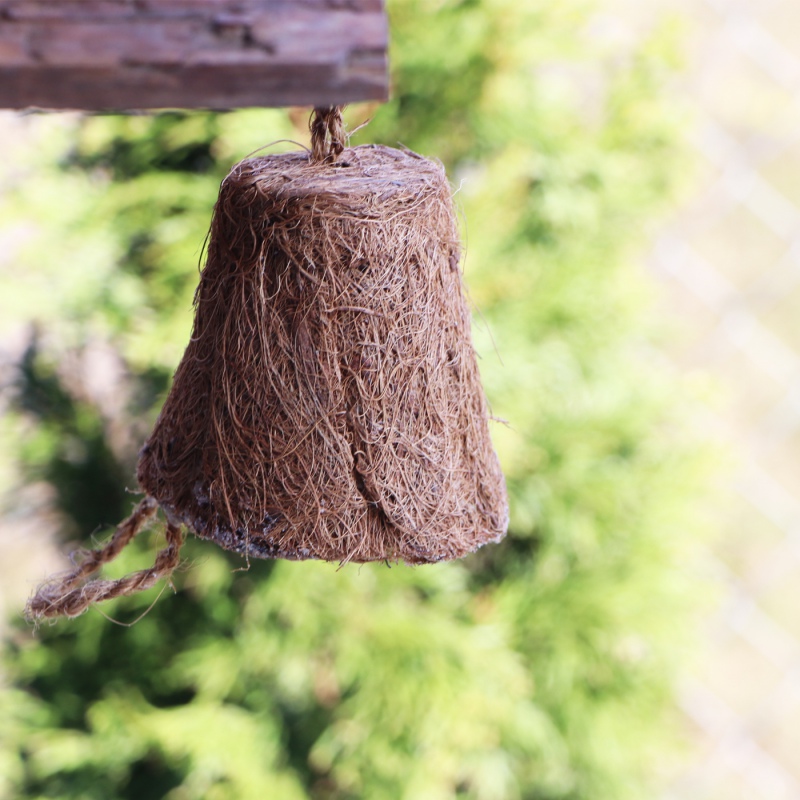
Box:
[0,0,388,110]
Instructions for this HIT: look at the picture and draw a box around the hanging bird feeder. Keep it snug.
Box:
[6,2,509,621]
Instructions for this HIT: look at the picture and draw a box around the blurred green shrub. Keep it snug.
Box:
[0,1,707,798]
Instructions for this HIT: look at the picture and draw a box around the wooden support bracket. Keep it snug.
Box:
[0,0,389,110]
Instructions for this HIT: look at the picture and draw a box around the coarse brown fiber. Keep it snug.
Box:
[138,142,508,564]
[25,115,508,621]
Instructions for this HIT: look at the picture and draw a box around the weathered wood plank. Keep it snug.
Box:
[0,0,388,109]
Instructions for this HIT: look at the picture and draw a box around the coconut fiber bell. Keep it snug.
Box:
[26,108,508,621]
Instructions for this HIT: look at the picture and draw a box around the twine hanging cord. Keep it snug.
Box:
[310,106,347,164]
[25,497,184,621]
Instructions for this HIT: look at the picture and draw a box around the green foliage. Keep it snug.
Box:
[0,1,706,798]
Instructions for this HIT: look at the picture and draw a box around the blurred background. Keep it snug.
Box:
[0,0,796,798]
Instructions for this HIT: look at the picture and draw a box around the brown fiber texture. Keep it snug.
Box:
[137,141,508,564]
[25,117,508,621]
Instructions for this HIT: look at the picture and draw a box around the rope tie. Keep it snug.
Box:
[25,497,184,621]
[310,106,347,164]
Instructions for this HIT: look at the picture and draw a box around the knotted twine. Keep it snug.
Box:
[25,107,508,621]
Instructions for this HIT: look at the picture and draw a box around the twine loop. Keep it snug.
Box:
[25,497,184,621]
[310,106,346,164]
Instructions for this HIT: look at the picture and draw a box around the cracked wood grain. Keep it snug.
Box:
[0,0,388,109]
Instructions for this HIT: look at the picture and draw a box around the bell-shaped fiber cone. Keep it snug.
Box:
[138,144,508,564]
